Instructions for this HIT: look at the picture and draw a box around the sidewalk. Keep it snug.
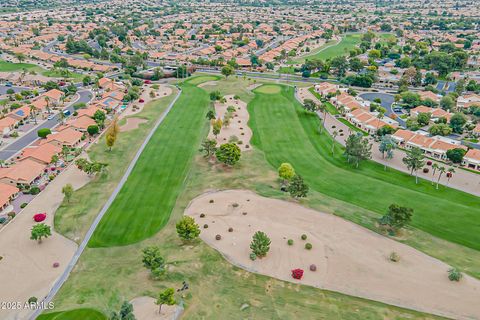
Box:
[297,87,480,197]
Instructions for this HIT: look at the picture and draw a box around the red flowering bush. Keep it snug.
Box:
[427,161,432,166]
[33,213,47,222]
[291,268,304,280]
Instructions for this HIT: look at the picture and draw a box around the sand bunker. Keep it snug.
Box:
[0,165,90,320]
[120,117,147,132]
[122,84,173,117]
[186,190,480,320]
[131,296,177,320]
[209,95,252,151]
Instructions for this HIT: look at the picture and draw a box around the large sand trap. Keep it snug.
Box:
[122,84,173,117]
[186,190,480,320]
[0,165,90,320]
[120,117,147,132]
[209,95,252,151]
[131,296,177,320]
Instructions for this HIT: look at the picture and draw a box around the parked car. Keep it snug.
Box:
[47,114,55,120]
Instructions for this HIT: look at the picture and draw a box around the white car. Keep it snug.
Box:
[47,114,55,120]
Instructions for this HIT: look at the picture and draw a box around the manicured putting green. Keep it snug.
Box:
[187,75,218,85]
[88,78,210,247]
[255,84,281,94]
[249,85,480,251]
[38,308,106,320]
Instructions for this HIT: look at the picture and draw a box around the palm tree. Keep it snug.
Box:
[446,167,455,186]
[331,130,338,155]
[29,105,39,124]
[44,96,51,114]
[431,163,439,185]
[436,166,446,190]
[318,103,327,134]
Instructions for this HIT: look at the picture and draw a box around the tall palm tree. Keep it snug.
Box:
[446,167,455,186]
[331,130,338,155]
[29,105,38,124]
[44,96,51,114]
[436,166,446,190]
[318,103,327,134]
[431,163,439,185]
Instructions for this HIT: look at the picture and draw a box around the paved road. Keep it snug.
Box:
[29,87,182,320]
[0,85,30,94]
[0,89,92,160]
[359,92,406,127]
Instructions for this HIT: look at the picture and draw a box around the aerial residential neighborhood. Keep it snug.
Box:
[0,0,479,319]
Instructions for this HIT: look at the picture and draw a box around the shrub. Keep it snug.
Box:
[423,168,429,173]
[33,213,47,222]
[141,246,165,278]
[176,216,200,241]
[37,128,51,138]
[29,186,40,195]
[216,143,241,166]
[0,256,3,261]
[215,234,221,240]
[287,239,294,246]
[232,203,239,208]
[278,163,295,181]
[291,268,304,280]
[287,175,309,198]
[209,199,214,203]
[310,264,317,271]
[301,234,307,240]
[305,243,312,250]
[28,297,37,304]
[203,224,208,229]
[249,253,257,261]
[52,262,59,268]
[87,125,99,135]
[228,227,233,232]
[250,231,271,258]
[7,212,15,219]
[389,252,400,262]
[448,268,462,281]
[200,213,205,218]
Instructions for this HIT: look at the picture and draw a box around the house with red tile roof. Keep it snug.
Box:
[410,106,452,122]
[462,149,480,171]
[41,127,83,148]
[18,143,61,165]
[0,159,46,187]
[62,116,97,132]
[0,117,18,136]
[0,183,19,212]
[315,82,340,97]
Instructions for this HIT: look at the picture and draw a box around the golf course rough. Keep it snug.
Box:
[249,84,480,251]
[88,77,212,247]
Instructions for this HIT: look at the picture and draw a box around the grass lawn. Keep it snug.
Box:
[249,84,480,251]
[288,34,362,64]
[0,59,43,72]
[307,87,340,115]
[37,308,107,320]
[55,88,178,242]
[42,69,84,81]
[44,78,479,319]
[337,118,369,136]
[88,79,210,247]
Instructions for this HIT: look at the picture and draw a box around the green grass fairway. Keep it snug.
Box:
[0,59,43,72]
[38,308,106,320]
[289,34,361,64]
[249,84,480,250]
[88,79,210,247]
[187,75,218,85]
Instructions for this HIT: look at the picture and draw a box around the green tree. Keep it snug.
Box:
[303,99,318,112]
[93,110,106,127]
[440,95,454,111]
[221,65,235,78]
[250,231,271,258]
[449,113,467,133]
[379,204,413,232]
[287,175,309,198]
[402,147,425,184]
[416,112,431,126]
[428,123,452,136]
[278,163,295,181]
[156,288,176,314]
[436,166,446,190]
[87,125,99,135]
[30,223,52,243]
[215,143,241,166]
[344,133,372,168]
[142,246,165,278]
[206,110,216,120]
[446,148,466,164]
[82,75,91,86]
[37,128,52,138]
[176,216,200,241]
[62,184,74,203]
[378,135,396,170]
[199,139,217,158]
